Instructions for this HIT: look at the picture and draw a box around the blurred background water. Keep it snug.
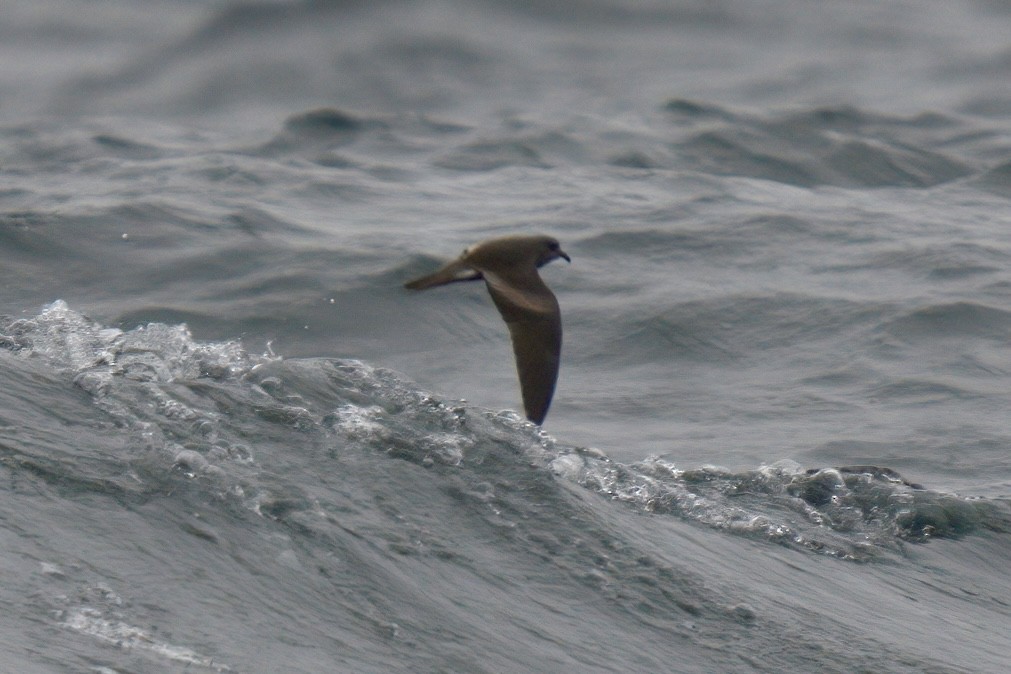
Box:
[1,1,1010,672]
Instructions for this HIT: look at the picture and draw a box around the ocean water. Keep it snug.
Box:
[2,0,1010,672]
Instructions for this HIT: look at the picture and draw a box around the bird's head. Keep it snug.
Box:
[536,236,571,268]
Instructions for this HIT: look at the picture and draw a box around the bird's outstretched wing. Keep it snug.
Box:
[483,274,562,425]
[404,259,482,290]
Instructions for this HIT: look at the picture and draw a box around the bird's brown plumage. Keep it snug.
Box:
[404,234,569,425]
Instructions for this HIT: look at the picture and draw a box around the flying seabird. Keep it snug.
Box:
[404,234,570,425]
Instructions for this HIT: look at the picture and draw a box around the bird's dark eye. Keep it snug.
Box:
[548,241,559,250]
